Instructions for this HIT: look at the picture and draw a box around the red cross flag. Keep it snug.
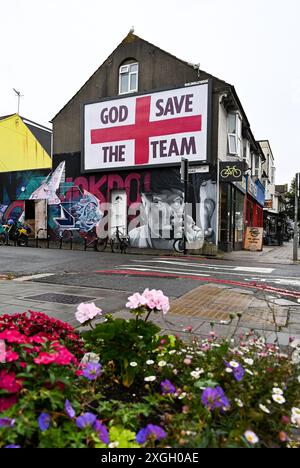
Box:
[83,82,209,171]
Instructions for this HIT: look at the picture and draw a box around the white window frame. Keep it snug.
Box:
[228,113,242,158]
[119,62,139,95]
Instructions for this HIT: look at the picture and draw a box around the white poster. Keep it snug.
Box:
[84,82,209,171]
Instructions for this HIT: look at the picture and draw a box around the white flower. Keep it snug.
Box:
[291,414,300,426]
[178,392,187,400]
[80,353,100,365]
[190,371,202,379]
[75,302,102,324]
[259,404,270,414]
[158,360,167,367]
[243,358,254,366]
[272,387,283,395]
[244,430,259,444]
[290,339,300,349]
[108,442,119,448]
[272,394,286,404]
[146,360,154,365]
[138,336,144,340]
[292,407,300,417]
[130,362,138,367]
[235,398,244,408]
[229,361,240,368]
[297,376,300,383]
[168,350,176,355]
[292,350,300,364]
[245,369,254,376]
[144,376,156,382]
[225,367,233,374]
[291,408,300,426]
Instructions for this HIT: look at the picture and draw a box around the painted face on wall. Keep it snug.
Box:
[141,188,184,239]
[198,179,217,242]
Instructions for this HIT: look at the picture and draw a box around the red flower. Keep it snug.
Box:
[0,370,22,393]
[0,395,18,413]
[34,352,58,365]
[5,350,19,362]
[0,330,28,344]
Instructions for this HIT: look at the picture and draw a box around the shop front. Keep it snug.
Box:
[219,178,246,252]
[244,176,265,240]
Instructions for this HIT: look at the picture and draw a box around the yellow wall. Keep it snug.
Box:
[0,114,52,173]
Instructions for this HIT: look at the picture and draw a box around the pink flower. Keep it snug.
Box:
[4,350,19,363]
[279,431,288,442]
[126,289,170,315]
[142,289,170,315]
[75,303,102,324]
[0,371,22,394]
[0,395,18,413]
[126,293,147,309]
[183,358,192,365]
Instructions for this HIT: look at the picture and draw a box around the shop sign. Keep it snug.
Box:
[188,165,209,174]
[244,227,263,251]
[248,177,258,198]
[83,82,210,171]
[264,199,273,209]
[219,161,244,182]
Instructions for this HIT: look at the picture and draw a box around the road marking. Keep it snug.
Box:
[120,264,290,280]
[123,267,210,277]
[97,269,300,299]
[13,273,55,282]
[234,267,274,274]
[133,259,234,270]
[133,260,275,275]
[247,277,300,288]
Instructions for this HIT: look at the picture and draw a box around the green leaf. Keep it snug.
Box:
[109,426,140,448]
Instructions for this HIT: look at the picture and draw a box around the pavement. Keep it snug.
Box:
[222,242,300,265]
[0,241,299,346]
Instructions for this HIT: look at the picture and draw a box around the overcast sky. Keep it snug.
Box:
[0,0,299,185]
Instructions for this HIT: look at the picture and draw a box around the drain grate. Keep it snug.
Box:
[26,293,95,305]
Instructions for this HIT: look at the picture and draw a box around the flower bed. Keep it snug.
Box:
[0,290,299,448]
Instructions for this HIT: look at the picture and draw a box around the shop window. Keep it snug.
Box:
[228,113,242,158]
[234,190,244,243]
[119,61,139,95]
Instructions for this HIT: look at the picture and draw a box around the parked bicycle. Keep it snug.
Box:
[110,226,130,254]
[84,232,108,252]
[173,236,186,253]
[0,219,31,246]
[0,223,7,245]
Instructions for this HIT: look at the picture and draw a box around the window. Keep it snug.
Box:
[119,62,139,95]
[243,140,250,165]
[254,154,260,178]
[228,113,242,158]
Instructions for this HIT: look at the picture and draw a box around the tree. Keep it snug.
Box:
[285,177,300,221]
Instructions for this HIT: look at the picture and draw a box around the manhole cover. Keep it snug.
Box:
[26,293,95,305]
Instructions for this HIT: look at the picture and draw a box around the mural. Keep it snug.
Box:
[0,161,217,249]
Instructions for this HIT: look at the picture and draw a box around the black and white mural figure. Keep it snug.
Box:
[129,171,204,249]
[198,178,217,243]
